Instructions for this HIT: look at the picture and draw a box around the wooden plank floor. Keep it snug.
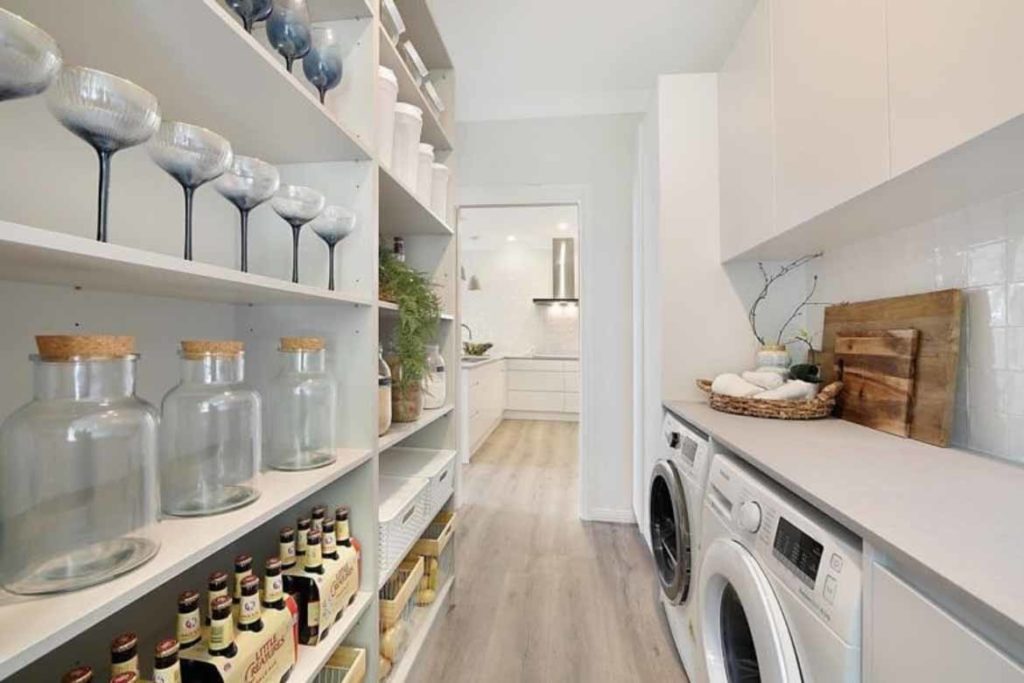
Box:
[408,419,688,683]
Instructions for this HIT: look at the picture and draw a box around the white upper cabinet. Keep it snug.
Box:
[887,0,1024,176]
[719,0,774,261]
[771,0,890,230]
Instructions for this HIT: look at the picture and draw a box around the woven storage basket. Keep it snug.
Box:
[696,379,842,420]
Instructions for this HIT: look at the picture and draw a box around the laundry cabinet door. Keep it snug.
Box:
[868,563,1024,682]
[887,0,1024,176]
[771,0,889,230]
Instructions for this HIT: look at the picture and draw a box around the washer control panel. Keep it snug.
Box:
[705,454,862,645]
[662,413,710,483]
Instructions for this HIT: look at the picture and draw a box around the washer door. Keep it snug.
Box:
[649,459,691,605]
[700,538,802,683]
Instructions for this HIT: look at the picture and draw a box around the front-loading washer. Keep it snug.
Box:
[697,452,862,682]
[649,409,713,682]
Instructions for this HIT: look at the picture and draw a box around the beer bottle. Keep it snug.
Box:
[263,557,286,611]
[322,518,339,561]
[60,667,93,683]
[206,571,229,626]
[232,553,254,605]
[176,590,202,649]
[335,506,352,548]
[237,574,264,633]
[152,638,182,683]
[296,517,311,560]
[279,526,297,570]
[109,632,139,677]
[207,595,238,659]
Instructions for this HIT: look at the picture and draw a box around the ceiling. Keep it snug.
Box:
[431,0,756,121]
[459,205,579,251]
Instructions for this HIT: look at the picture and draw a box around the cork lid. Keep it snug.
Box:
[240,574,260,592]
[154,638,179,658]
[297,517,311,530]
[180,339,244,359]
[311,504,327,518]
[211,594,232,614]
[178,589,200,608]
[335,505,350,521]
[208,570,229,587]
[36,335,134,361]
[61,667,93,683]
[110,632,138,654]
[280,526,295,539]
[280,336,326,351]
[234,553,253,570]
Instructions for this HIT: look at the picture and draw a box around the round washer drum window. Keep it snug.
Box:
[721,582,761,682]
[648,461,691,604]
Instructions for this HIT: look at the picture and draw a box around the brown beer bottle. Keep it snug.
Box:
[109,632,139,677]
[206,571,229,626]
[279,526,297,570]
[263,557,286,611]
[152,638,182,683]
[322,518,339,561]
[237,574,264,633]
[207,595,238,659]
[176,590,202,649]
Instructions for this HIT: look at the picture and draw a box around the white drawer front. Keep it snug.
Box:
[563,372,579,392]
[507,390,563,412]
[561,360,579,372]
[508,370,563,392]
[562,392,580,413]
[506,358,563,372]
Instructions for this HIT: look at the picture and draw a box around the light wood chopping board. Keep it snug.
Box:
[820,289,963,447]
[834,330,920,438]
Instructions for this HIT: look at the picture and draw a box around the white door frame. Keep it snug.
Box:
[458,184,592,520]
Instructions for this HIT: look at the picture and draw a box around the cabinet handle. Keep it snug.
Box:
[402,505,417,524]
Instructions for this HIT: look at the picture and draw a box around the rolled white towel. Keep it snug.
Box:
[741,370,785,391]
[711,373,763,398]
[755,380,819,401]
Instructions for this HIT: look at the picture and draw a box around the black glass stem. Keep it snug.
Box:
[318,87,327,105]
[290,221,303,283]
[327,242,337,290]
[238,208,251,272]
[95,148,113,242]
[182,185,195,261]
[242,16,254,32]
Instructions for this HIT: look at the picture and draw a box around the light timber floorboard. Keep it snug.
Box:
[408,419,688,683]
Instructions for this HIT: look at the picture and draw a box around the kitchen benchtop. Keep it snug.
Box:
[461,355,504,369]
[664,399,1024,637]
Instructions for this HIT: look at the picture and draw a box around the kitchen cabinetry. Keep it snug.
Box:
[886,0,1024,176]
[868,563,1024,682]
[465,360,506,456]
[505,358,579,419]
[719,0,774,260]
[771,0,889,230]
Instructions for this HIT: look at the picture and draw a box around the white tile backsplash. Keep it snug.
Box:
[809,189,1024,462]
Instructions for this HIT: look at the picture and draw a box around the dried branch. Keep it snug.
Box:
[747,252,823,346]
[776,275,818,344]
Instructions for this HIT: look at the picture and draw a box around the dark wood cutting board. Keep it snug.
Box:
[834,330,920,437]
[820,289,963,447]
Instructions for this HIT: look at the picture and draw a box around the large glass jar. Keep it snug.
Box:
[267,337,337,471]
[422,344,446,410]
[160,340,261,516]
[0,335,159,594]
[378,346,392,436]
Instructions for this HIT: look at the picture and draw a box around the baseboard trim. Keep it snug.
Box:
[582,507,637,524]
[503,410,579,422]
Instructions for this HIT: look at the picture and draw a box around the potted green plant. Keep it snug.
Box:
[379,249,441,422]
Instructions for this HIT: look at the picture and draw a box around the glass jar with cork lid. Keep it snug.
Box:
[266,336,337,471]
[159,339,261,516]
[0,334,160,594]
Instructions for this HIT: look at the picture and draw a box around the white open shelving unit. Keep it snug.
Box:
[0,0,458,681]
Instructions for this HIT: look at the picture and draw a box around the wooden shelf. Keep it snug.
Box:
[379,404,454,451]
[0,221,375,307]
[379,166,455,236]
[309,0,376,21]
[290,590,374,682]
[389,575,454,682]
[379,27,453,151]
[0,448,373,679]
[5,0,372,164]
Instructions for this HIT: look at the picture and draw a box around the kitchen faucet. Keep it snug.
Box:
[461,323,473,340]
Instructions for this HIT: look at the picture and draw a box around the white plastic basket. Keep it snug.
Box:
[378,475,429,579]
[380,448,455,520]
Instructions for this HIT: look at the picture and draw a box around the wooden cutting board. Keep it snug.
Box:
[820,289,963,447]
[834,330,920,437]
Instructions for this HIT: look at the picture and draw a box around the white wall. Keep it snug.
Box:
[457,114,639,520]
[460,246,579,355]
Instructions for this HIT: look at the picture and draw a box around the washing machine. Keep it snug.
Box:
[697,452,862,682]
[648,410,713,682]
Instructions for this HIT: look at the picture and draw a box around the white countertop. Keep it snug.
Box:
[502,353,579,360]
[664,399,1024,637]
[461,355,504,369]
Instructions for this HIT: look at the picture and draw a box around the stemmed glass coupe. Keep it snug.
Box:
[225,0,273,34]
[0,7,62,102]
[272,185,324,284]
[148,121,233,261]
[310,206,356,291]
[48,67,161,243]
[302,26,344,105]
[266,0,312,73]
[214,156,280,273]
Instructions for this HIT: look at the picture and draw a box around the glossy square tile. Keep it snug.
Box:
[1009,283,1024,326]
[1005,372,1024,416]
[1008,328,1024,371]
[966,285,1007,330]
[966,367,1008,413]
[968,408,1008,457]
[1006,417,1024,463]
[967,240,1007,287]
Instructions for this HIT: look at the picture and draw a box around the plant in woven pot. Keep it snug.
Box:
[747,253,824,374]
[379,249,441,423]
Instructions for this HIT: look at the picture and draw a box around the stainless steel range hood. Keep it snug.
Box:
[534,237,578,304]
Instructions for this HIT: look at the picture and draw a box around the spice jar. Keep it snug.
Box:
[159,340,261,516]
[422,344,446,409]
[0,335,159,594]
[266,337,337,471]
[378,345,393,435]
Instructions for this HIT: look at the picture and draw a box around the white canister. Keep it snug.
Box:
[391,103,423,188]
[375,67,399,168]
[415,143,434,205]
[430,162,450,219]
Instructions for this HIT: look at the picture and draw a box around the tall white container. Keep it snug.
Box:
[430,162,450,219]
[375,67,399,168]
[415,143,434,205]
[391,103,424,188]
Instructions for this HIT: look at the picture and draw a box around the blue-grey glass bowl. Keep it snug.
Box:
[266,0,311,73]
[0,7,62,101]
[302,26,343,105]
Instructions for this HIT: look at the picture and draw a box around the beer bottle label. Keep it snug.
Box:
[154,666,182,683]
[306,542,322,568]
[239,593,261,625]
[323,531,337,555]
[110,657,138,676]
[264,574,284,603]
[307,600,320,627]
[176,610,201,646]
[209,615,235,650]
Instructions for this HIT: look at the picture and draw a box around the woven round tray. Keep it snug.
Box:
[696,379,842,420]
